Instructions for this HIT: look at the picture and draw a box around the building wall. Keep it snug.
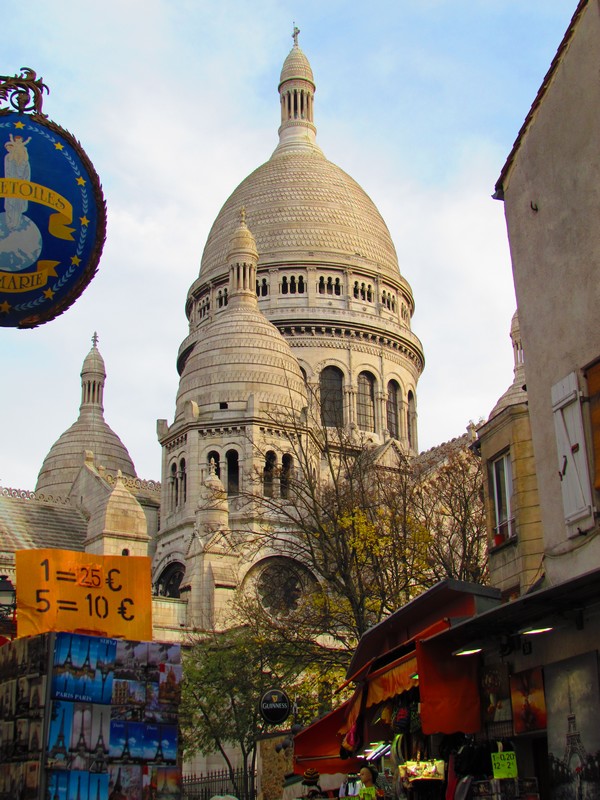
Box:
[501,1,600,583]
[479,404,543,597]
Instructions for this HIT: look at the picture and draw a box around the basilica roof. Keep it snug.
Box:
[194,36,403,291]
[36,336,137,498]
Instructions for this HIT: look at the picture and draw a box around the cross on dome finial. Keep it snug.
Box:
[240,206,246,224]
[92,331,99,347]
[292,24,300,47]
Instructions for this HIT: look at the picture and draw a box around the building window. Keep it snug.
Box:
[320,366,344,427]
[170,462,177,510]
[491,452,514,541]
[281,454,293,499]
[357,371,375,432]
[256,277,269,297]
[178,458,187,506]
[155,562,185,598]
[407,390,417,449]
[207,451,220,478]
[226,449,239,495]
[264,451,277,497]
[387,380,400,439]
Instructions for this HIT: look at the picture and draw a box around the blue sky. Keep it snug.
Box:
[1,1,576,488]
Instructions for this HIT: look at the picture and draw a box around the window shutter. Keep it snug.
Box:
[586,361,600,491]
[551,372,595,537]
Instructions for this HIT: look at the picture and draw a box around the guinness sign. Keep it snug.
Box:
[260,687,291,725]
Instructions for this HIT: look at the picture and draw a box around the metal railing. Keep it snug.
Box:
[182,768,256,800]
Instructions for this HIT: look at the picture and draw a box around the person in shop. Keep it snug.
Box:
[357,765,384,800]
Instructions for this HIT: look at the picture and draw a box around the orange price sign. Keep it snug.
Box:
[15,549,152,639]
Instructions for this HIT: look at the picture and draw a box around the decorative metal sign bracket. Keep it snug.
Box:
[0,67,48,116]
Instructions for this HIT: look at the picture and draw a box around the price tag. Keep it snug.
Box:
[16,548,152,639]
[491,751,518,778]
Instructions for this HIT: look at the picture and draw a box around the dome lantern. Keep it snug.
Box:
[276,26,318,155]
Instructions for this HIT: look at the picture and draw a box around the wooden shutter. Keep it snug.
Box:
[586,361,600,491]
[551,372,595,537]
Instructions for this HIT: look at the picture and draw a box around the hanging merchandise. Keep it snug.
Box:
[391,695,410,733]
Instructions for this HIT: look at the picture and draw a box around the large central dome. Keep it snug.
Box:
[197,149,402,286]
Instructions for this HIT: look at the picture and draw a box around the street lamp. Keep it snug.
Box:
[0,575,17,639]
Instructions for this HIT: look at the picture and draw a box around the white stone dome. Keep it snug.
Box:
[195,150,402,286]
[36,337,136,497]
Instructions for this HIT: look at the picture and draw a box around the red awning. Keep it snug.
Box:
[293,700,365,775]
[416,635,481,734]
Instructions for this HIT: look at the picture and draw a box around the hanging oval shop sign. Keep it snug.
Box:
[0,68,106,328]
[260,688,291,725]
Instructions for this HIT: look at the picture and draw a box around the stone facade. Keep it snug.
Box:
[477,314,543,598]
[151,36,424,631]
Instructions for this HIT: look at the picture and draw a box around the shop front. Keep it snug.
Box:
[293,573,600,799]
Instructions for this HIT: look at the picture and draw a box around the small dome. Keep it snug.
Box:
[36,336,136,497]
[279,43,314,87]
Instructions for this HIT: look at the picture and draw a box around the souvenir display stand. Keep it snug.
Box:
[0,632,182,800]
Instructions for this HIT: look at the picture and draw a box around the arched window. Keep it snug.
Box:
[155,562,185,598]
[207,450,220,478]
[170,462,178,510]
[334,277,341,296]
[387,381,400,440]
[264,451,277,497]
[289,276,297,294]
[407,391,417,449]
[320,366,344,427]
[178,458,187,506]
[281,454,293,499]
[281,276,289,295]
[357,372,376,431]
[298,275,305,294]
[318,276,326,294]
[226,449,239,495]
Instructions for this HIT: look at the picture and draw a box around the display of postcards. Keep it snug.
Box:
[111,704,144,722]
[15,675,31,715]
[89,771,110,800]
[28,675,47,715]
[108,763,143,800]
[142,765,157,800]
[0,720,14,761]
[112,679,146,707]
[109,719,146,761]
[0,641,18,681]
[4,763,24,799]
[0,763,11,796]
[14,638,28,677]
[13,717,30,757]
[148,642,181,668]
[146,682,160,710]
[155,725,177,763]
[157,665,181,706]
[67,771,90,800]
[70,702,93,770]
[47,770,71,800]
[25,633,50,677]
[47,700,75,769]
[155,767,181,799]
[28,718,43,756]
[1,679,16,717]
[115,641,149,681]
[22,761,41,800]
[143,707,179,725]
[52,634,116,704]
[88,704,111,771]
